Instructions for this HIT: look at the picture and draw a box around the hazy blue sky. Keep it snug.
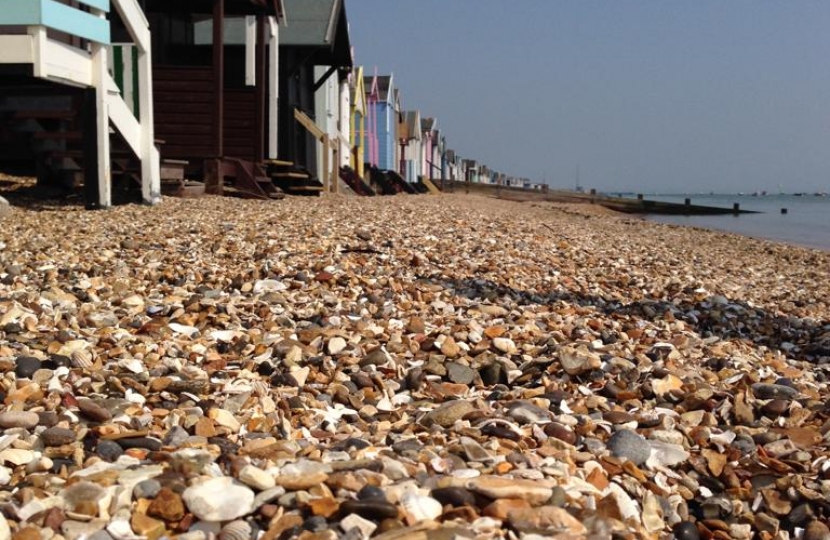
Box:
[346,2,830,194]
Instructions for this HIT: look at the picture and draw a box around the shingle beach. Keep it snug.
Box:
[1,190,829,540]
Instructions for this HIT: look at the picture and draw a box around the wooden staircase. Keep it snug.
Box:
[205,158,285,200]
[0,92,184,203]
[0,0,161,207]
[266,159,324,196]
[387,170,418,194]
[339,166,375,196]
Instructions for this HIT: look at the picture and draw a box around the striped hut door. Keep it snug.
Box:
[108,43,140,117]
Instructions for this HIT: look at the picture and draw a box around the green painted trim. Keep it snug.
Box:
[131,45,139,116]
[113,45,124,87]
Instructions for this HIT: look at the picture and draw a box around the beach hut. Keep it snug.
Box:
[419,117,436,181]
[0,0,162,207]
[399,110,423,183]
[362,73,379,171]
[372,74,397,172]
[143,0,286,199]
[278,0,352,192]
[349,66,366,179]
[463,159,479,184]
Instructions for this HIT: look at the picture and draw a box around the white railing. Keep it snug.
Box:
[0,0,159,206]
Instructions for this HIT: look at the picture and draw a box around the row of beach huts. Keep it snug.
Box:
[0,0,542,207]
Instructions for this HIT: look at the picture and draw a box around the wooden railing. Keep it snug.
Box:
[0,0,110,44]
[0,0,159,206]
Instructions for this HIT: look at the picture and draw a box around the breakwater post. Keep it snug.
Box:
[781,208,788,214]
[733,203,740,215]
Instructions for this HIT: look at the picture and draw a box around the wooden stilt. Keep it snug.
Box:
[322,133,330,193]
[82,88,100,209]
[213,0,224,159]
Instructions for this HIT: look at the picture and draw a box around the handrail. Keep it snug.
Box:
[110,0,149,52]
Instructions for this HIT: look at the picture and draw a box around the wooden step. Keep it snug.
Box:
[13,110,75,120]
[33,131,82,141]
[264,159,294,167]
[160,159,187,181]
[270,171,310,179]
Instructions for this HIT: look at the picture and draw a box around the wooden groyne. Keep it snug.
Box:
[441,180,760,215]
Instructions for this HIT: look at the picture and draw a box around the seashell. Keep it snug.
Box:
[168,323,199,336]
[57,339,91,357]
[210,329,244,342]
[70,349,94,369]
[253,279,286,293]
[117,357,145,374]
[219,520,253,540]
[400,492,443,523]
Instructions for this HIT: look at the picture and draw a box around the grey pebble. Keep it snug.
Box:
[606,429,651,465]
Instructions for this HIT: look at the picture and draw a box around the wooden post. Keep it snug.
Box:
[90,19,110,208]
[82,88,100,208]
[267,17,279,159]
[213,0,224,158]
[204,159,222,195]
[322,133,330,193]
[332,138,339,194]
[137,35,159,204]
[254,15,266,163]
[733,203,740,214]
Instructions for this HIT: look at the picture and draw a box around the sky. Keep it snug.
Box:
[346,1,830,194]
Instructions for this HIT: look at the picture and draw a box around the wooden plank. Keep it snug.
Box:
[213,0,224,158]
[152,80,214,92]
[41,0,111,44]
[153,68,213,82]
[421,177,442,195]
[270,171,308,179]
[265,159,293,167]
[154,91,213,103]
[151,113,212,125]
[157,145,213,159]
[0,35,34,64]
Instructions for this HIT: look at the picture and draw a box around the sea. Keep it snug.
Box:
[616,193,830,252]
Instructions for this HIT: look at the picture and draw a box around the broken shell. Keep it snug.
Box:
[70,349,94,369]
[219,520,252,540]
[400,492,443,523]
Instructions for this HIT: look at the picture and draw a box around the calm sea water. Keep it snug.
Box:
[629,194,830,251]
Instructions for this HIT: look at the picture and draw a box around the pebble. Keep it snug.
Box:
[78,399,113,422]
[506,506,587,535]
[467,476,553,505]
[420,400,475,428]
[147,487,185,522]
[0,411,39,429]
[751,383,798,400]
[95,439,124,462]
[40,426,76,446]
[606,429,651,465]
[182,477,255,521]
[13,356,41,379]
[0,184,829,540]
[672,521,700,540]
[238,464,276,490]
[804,521,830,540]
[133,479,162,499]
[446,362,476,384]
